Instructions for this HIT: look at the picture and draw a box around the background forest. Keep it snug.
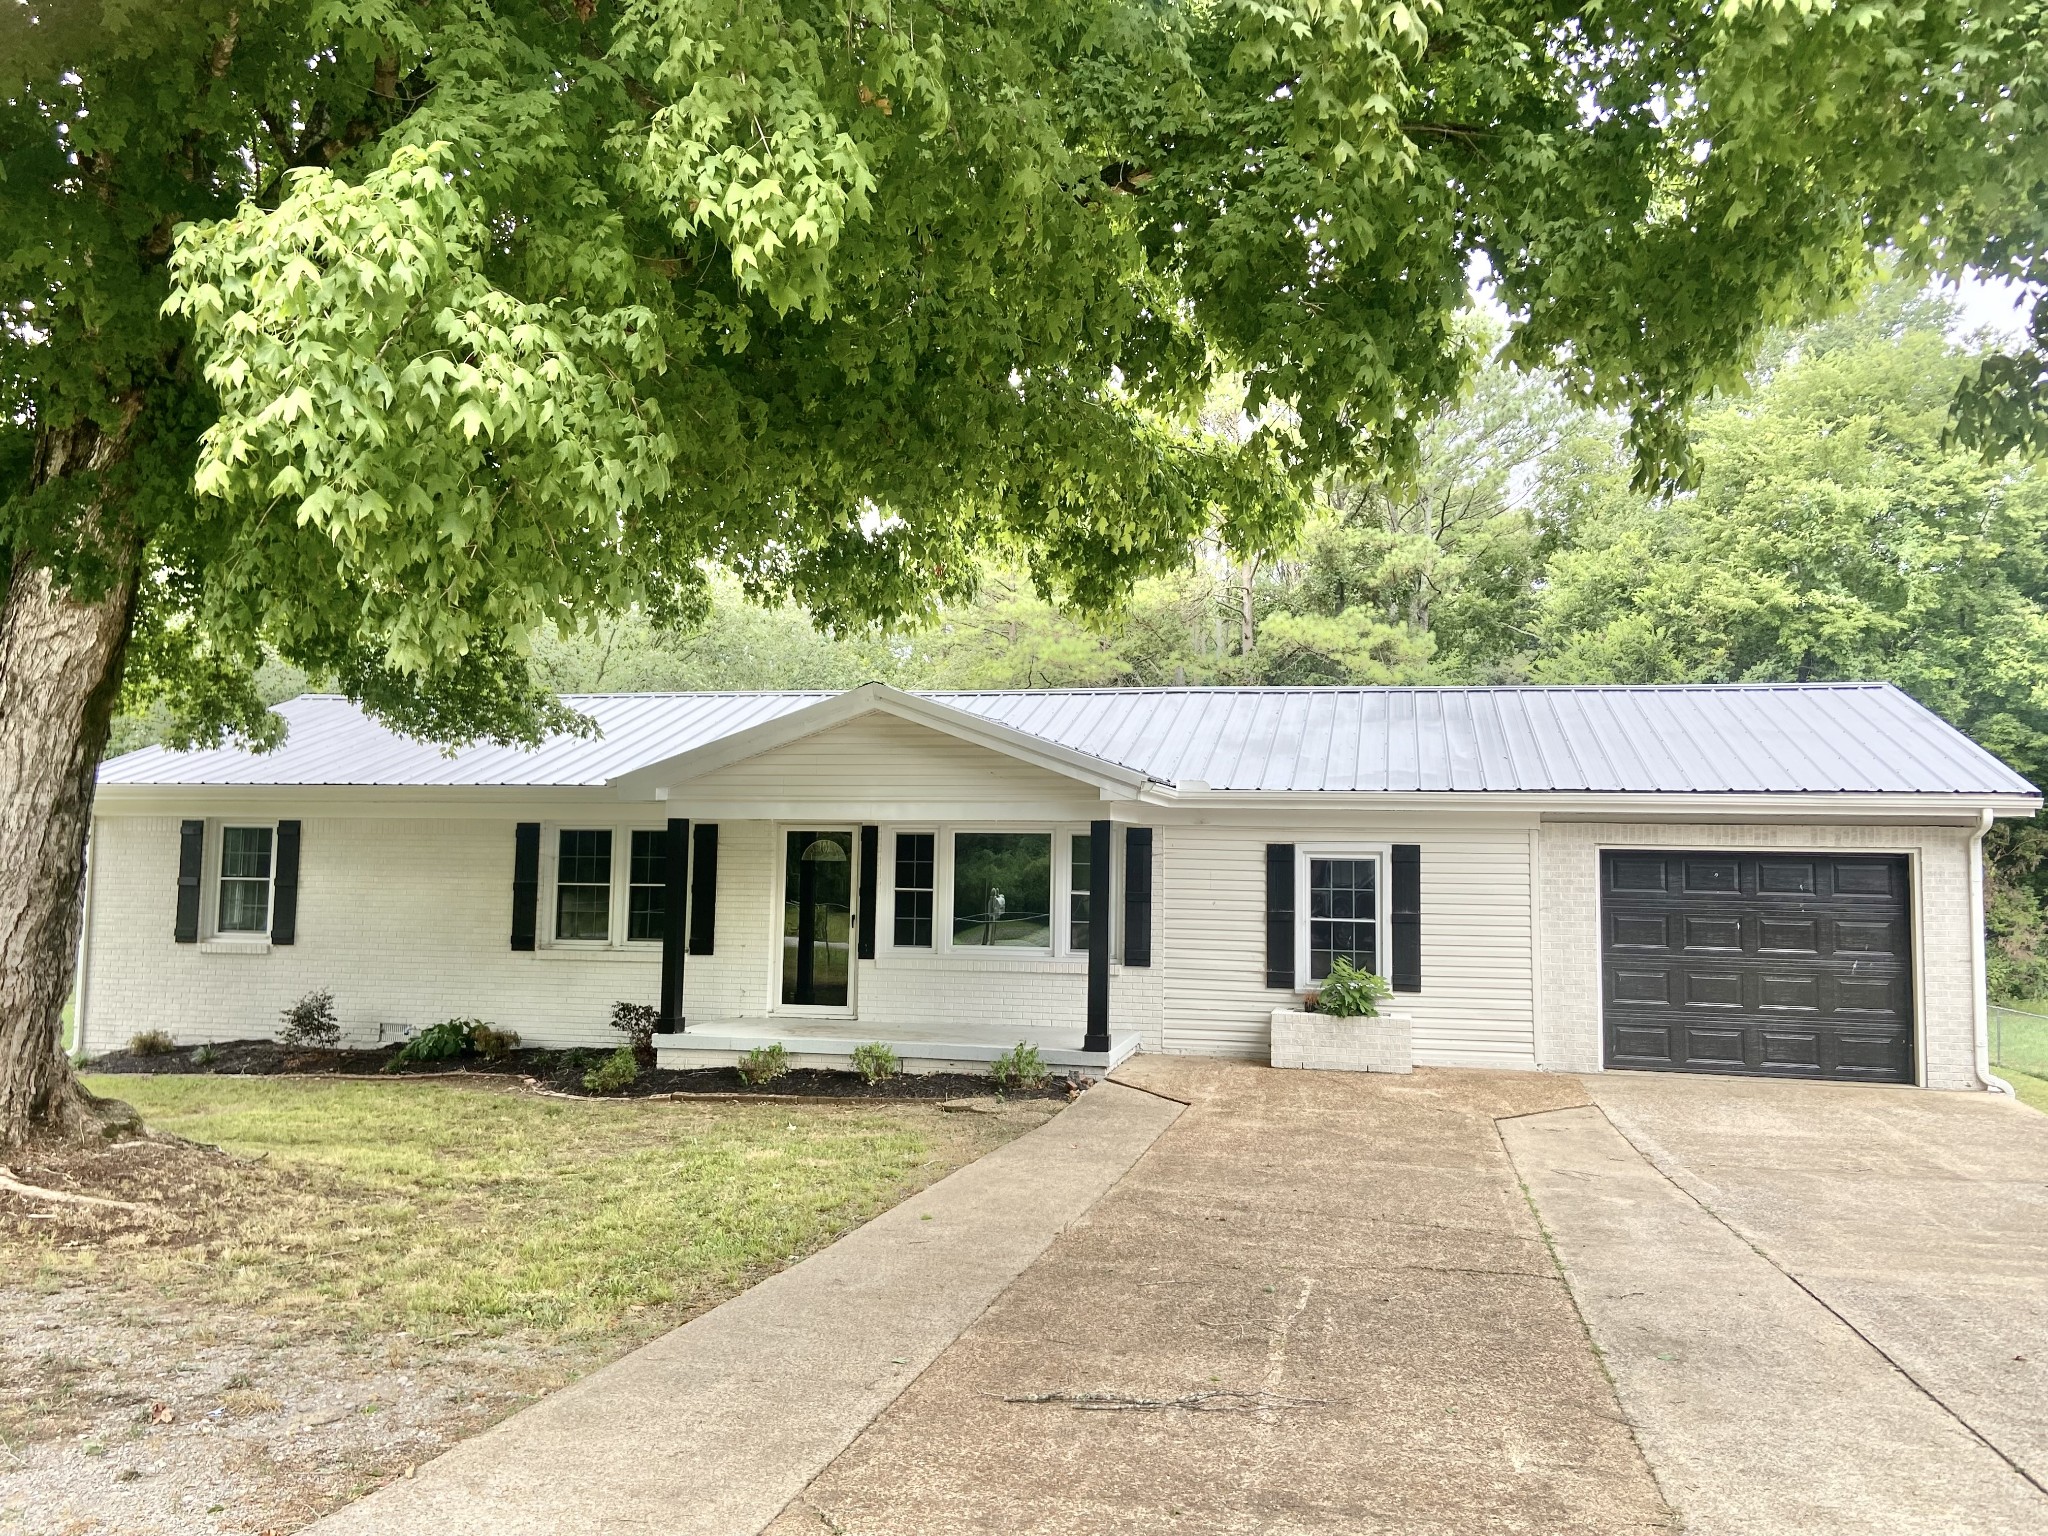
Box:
[118,285,2048,999]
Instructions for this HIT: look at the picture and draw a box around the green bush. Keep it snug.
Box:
[1311,958,1391,1019]
[610,1000,661,1047]
[582,1046,641,1095]
[128,1029,177,1057]
[193,1044,218,1068]
[735,1043,790,1086]
[988,1042,1048,1093]
[850,1042,900,1085]
[387,1018,484,1070]
[279,989,341,1049]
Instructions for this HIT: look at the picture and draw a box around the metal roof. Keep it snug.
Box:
[96,684,2039,798]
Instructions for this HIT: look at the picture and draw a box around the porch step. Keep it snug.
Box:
[650,1028,1142,1079]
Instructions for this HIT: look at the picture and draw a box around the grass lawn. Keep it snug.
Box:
[1991,1003,2048,1113]
[1,1074,1050,1528]
[20,1074,1043,1340]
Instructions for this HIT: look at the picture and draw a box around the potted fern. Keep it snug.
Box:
[1270,957,1413,1074]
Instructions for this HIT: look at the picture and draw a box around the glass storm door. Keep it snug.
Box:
[782,829,854,1007]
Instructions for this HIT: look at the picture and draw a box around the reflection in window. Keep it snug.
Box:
[1308,856,1377,981]
[784,830,853,1005]
[556,829,613,941]
[952,832,1052,948]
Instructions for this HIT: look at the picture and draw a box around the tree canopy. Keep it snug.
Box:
[7,0,2046,752]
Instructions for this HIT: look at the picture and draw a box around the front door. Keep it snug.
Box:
[782,829,855,1008]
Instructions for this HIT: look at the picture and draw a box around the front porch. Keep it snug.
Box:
[651,1019,1144,1078]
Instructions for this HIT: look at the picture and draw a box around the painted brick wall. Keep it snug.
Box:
[80,813,1161,1053]
[1535,821,1986,1089]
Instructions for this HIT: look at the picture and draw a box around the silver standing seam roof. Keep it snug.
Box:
[96,684,2039,799]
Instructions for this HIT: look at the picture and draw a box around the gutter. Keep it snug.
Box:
[1970,806,2013,1096]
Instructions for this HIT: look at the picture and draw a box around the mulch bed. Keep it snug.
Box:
[84,1039,1074,1101]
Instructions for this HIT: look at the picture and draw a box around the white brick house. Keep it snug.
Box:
[80,683,2039,1089]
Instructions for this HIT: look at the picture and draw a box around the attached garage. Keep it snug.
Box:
[1602,850,1914,1082]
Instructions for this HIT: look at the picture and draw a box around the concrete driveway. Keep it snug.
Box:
[767,1059,1671,1536]
[307,1062,2048,1536]
[1504,1073,2048,1535]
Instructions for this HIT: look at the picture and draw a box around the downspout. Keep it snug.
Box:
[73,815,99,1061]
[1969,807,2011,1096]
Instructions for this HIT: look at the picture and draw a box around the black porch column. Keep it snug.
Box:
[659,817,690,1031]
[1085,818,1112,1054]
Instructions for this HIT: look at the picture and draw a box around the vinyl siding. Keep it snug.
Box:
[681,712,1101,816]
[1160,819,1538,1067]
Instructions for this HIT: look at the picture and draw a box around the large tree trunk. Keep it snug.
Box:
[0,421,145,1151]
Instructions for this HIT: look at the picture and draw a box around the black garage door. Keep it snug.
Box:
[1601,850,1914,1083]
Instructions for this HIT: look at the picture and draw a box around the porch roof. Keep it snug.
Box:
[97,681,2038,800]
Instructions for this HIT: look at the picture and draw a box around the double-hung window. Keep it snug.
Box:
[627,830,666,942]
[1068,833,1092,952]
[217,825,274,934]
[893,833,935,947]
[1306,854,1380,981]
[555,829,614,942]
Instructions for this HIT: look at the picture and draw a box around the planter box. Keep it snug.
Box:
[1270,1009,1413,1074]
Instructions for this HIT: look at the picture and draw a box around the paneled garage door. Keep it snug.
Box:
[1601,850,1915,1083]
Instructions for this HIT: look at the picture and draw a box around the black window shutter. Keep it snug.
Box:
[857,825,879,960]
[271,821,302,945]
[688,823,718,955]
[1123,827,1153,967]
[1265,843,1296,989]
[1391,843,1421,992]
[510,822,540,951]
[660,818,690,1030]
[174,819,204,943]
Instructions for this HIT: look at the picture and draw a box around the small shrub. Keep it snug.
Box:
[611,1000,661,1068]
[193,1044,218,1068]
[1312,958,1391,1019]
[582,1046,640,1094]
[851,1041,900,1086]
[988,1042,1049,1094]
[471,1025,521,1062]
[128,1029,177,1057]
[735,1042,790,1086]
[610,1000,661,1046]
[279,989,340,1049]
[386,1017,481,1070]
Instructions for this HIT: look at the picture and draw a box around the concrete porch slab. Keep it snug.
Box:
[653,1023,1143,1077]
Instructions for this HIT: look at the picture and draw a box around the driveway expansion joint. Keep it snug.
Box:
[1588,1099,2048,1501]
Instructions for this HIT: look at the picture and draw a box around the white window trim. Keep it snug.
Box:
[538,822,671,955]
[878,823,1104,964]
[1295,843,1393,987]
[884,827,940,952]
[205,818,278,945]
